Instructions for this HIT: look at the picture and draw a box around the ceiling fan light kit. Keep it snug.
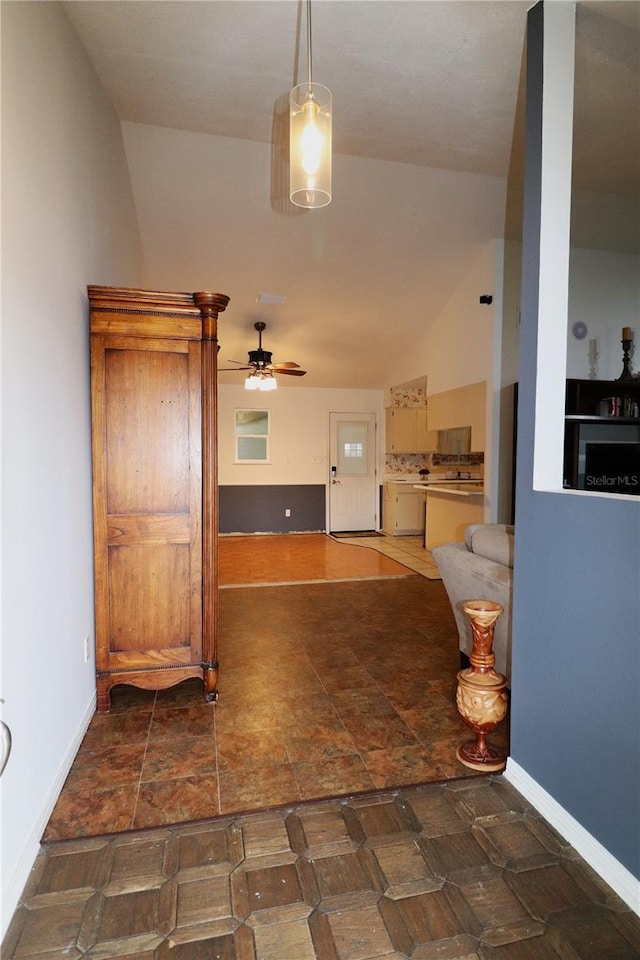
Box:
[289,0,332,209]
[219,321,307,390]
[245,372,277,392]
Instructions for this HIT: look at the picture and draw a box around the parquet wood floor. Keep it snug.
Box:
[7,777,639,959]
[218,532,414,585]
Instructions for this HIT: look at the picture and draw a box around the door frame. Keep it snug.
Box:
[326,411,380,533]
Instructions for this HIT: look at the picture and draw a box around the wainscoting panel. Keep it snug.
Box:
[219,484,326,534]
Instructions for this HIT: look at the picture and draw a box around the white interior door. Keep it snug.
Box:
[329,413,378,532]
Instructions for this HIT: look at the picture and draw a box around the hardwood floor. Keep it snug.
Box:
[218,532,438,585]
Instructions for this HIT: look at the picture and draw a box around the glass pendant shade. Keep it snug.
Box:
[290,82,332,208]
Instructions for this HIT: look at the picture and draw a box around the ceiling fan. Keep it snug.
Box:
[219,322,307,384]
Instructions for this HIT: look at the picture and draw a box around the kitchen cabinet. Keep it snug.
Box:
[89,285,230,711]
[426,381,486,451]
[385,407,437,453]
[424,486,485,549]
[382,483,425,535]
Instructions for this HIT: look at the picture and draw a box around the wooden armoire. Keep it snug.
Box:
[89,286,230,712]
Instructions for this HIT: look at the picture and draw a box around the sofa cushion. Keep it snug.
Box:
[464,524,515,569]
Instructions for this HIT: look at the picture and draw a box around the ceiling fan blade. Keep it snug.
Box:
[276,368,307,376]
[218,366,252,371]
[269,361,300,370]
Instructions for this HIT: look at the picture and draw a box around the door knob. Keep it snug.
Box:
[0,720,11,778]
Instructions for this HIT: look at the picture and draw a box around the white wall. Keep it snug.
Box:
[384,241,499,397]
[218,384,384,486]
[566,249,640,380]
[0,2,143,935]
[496,244,639,387]
[496,238,523,521]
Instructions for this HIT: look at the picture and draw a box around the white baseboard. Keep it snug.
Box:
[1,692,96,940]
[504,758,640,916]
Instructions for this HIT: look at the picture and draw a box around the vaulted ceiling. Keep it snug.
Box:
[63,1,638,388]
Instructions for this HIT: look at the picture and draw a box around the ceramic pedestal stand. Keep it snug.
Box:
[455,599,508,772]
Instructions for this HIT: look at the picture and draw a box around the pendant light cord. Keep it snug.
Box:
[306,0,313,89]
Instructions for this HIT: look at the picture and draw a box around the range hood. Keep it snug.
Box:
[437,426,471,456]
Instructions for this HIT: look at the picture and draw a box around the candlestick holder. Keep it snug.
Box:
[455,600,508,772]
[617,338,634,382]
[588,338,598,380]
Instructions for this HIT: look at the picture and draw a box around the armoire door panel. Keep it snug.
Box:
[107,543,195,654]
[104,348,192,516]
[92,336,203,672]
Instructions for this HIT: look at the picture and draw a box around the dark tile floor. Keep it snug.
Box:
[45,576,500,840]
[6,541,639,958]
[6,776,640,959]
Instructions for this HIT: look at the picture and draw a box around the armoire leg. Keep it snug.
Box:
[96,677,112,713]
[203,664,219,703]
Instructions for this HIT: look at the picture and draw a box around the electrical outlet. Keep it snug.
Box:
[84,636,91,663]
[285,508,291,517]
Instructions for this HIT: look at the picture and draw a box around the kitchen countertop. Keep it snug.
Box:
[413,482,484,497]
[385,474,482,484]
[384,478,424,484]
[383,475,425,483]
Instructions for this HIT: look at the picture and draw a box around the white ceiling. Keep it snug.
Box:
[64,1,531,177]
[63,0,638,388]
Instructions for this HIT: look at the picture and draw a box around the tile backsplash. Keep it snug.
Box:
[384,453,430,474]
[389,378,427,408]
[385,451,484,475]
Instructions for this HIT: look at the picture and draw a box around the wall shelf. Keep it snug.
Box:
[564,379,640,493]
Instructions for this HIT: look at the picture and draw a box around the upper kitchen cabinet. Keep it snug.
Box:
[426,381,486,451]
[385,407,438,453]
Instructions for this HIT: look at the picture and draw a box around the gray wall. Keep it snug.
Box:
[512,1,640,879]
[219,485,326,534]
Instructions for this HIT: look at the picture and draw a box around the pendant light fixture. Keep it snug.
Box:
[289,0,332,208]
